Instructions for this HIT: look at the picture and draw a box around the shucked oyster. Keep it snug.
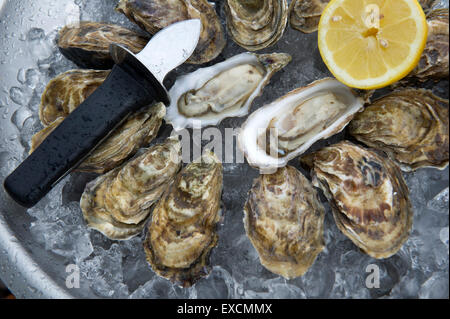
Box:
[80,136,182,240]
[289,0,330,34]
[349,89,449,172]
[58,22,149,69]
[144,151,223,287]
[39,69,110,126]
[244,166,325,279]
[225,0,288,51]
[166,52,291,130]
[238,78,364,171]
[116,0,225,64]
[302,141,413,259]
[32,103,166,174]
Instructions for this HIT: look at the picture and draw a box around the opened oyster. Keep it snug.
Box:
[144,151,223,287]
[80,136,182,240]
[349,89,449,172]
[289,0,329,33]
[116,0,225,64]
[58,22,149,69]
[39,69,110,126]
[32,103,166,174]
[166,52,291,130]
[225,0,288,51]
[302,141,413,259]
[244,166,325,279]
[238,78,364,171]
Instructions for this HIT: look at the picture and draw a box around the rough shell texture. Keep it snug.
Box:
[238,78,364,172]
[289,0,330,33]
[349,89,449,172]
[39,69,110,126]
[116,0,225,64]
[301,141,413,259]
[166,52,291,130]
[32,103,166,174]
[225,0,288,51]
[80,136,182,240]
[57,22,149,69]
[419,0,439,12]
[144,151,223,287]
[244,166,325,279]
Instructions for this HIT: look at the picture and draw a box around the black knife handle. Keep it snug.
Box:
[4,49,169,208]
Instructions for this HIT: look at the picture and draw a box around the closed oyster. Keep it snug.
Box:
[225,0,288,51]
[419,0,438,12]
[166,52,291,130]
[238,78,364,171]
[289,0,330,33]
[58,22,149,69]
[39,69,110,126]
[244,166,325,279]
[31,103,166,174]
[80,136,182,240]
[116,0,225,64]
[302,141,413,259]
[144,151,223,287]
[349,89,449,172]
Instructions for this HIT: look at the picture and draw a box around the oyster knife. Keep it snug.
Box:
[4,19,202,208]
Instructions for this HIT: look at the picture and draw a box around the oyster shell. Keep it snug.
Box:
[349,89,449,172]
[39,69,110,126]
[301,141,413,259]
[225,0,288,51]
[419,0,438,12]
[289,0,330,34]
[58,22,149,69]
[31,103,166,174]
[238,78,364,171]
[116,0,225,64]
[166,52,291,130]
[244,166,325,279]
[80,136,182,240]
[143,151,223,287]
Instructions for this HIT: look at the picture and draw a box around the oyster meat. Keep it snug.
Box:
[349,89,449,172]
[238,78,364,171]
[144,151,223,287]
[116,0,225,64]
[302,141,413,259]
[166,52,291,130]
[244,166,325,279]
[225,0,288,51]
[58,22,149,69]
[80,136,182,240]
[289,0,330,34]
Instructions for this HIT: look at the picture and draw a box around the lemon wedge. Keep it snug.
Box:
[318,0,428,89]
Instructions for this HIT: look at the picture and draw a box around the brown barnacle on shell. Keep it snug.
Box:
[116,0,226,64]
[348,88,449,172]
[301,141,413,259]
[143,151,223,287]
[243,166,325,279]
[80,136,182,240]
[58,22,149,69]
[289,0,330,34]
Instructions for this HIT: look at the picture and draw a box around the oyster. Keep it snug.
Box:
[32,103,166,174]
[144,151,223,287]
[39,69,110,126]
[349,89,449,172]
[419,0,438,12]
[289,0,330,34]
[244,166,325,279]
[116,0,225,64]
[301,141,413,259]
[225,0,288,51]
[166,52,291,130]
[238,78,364,171]
[80,136,182,240]
[58,22,149,69]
